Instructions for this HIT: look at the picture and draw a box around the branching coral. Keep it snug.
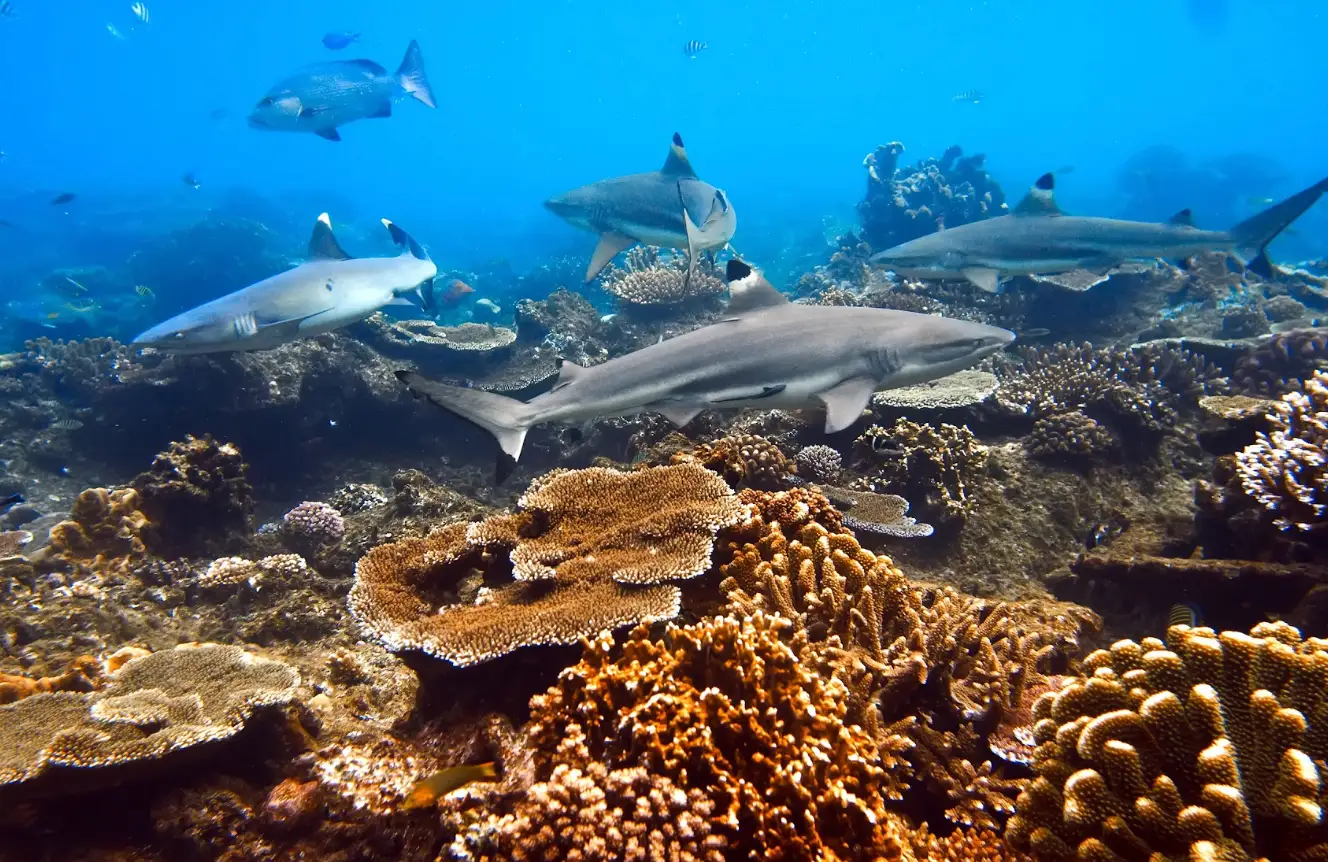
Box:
[280,501,346,554]
[451,612,902,861]
[794,444,843,484]
[1232,327,1328,395]
[854,419,988,524]
[349,464,743,666]
[672,433,796,490]
[858,142,1007,251]
[1236,370,1328,533]
[129,434,253,558]
[1025,411,1121,465]
[1006,622,1328,861]
[597,245,725,305]
[0,644,299,794]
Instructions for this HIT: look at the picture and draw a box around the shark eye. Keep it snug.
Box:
[325,279,334,292]
[259,96,274,107]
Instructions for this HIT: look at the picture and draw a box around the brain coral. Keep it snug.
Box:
[349,464,743,667]
[1006,621,1328,861]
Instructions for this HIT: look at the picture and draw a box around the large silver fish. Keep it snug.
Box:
[870,172,1328,293]
[132,214,437,354]
[248,40,435,141]
[544,133,736,283]
[398,259,1013,461]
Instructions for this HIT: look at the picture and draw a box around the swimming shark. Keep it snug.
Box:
[869,172,1328,293]
[544,132,736,284]
[397,259,1014,461]
[132,214,437,354]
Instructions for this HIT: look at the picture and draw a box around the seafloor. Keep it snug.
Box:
[3,144,1328,861]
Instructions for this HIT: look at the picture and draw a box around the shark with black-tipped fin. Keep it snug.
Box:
[132,214,437,354]
[869,171,1328,293]
[396,259,1014,463]
[544,132,736,284]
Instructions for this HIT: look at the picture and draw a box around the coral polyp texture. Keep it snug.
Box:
[854,419,989,523]
[0,644,299,795]
[1236,370,1328,533]
[673,433,796,490]
[598,245,726,305]
[280,500,346,551]
[348,464,743,666]
[1005,622,1328,861]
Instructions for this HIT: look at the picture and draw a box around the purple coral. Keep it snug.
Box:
[280,501,345,550]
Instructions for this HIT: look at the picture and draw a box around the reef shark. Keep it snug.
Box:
[869,172,1328,293]
[544,133,736,284]
[132,214,437,354]
[397,259,1014,462]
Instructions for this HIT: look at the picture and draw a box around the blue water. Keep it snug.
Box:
[1,0,1325,342]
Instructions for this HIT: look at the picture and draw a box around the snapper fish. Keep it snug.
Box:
[248,40,436,142]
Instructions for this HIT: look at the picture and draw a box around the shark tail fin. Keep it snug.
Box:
[1230,176,1328,274]
[396,40,436,108]
[396,371,533,461]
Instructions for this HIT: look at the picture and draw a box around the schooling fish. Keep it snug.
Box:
[870,172,1328,293]
[50,192,76,205]
[402,763,498,810]
[248,40,436,142]
[322,31,360,50]
[683,40,708,58]
[953,90,984,104]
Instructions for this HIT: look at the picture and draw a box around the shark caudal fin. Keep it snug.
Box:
[1230,176,1328,276]
[396,40,436,108]
[396,371,533,460]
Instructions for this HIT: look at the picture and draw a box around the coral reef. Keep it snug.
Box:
[1007,621,1328,861]
[672,433,796,490]
[858,142,1007,251]
[1025,411,1121,465]
[854,419,989,525]
[349,464,743,666]
[0,654,103,704]
[598,246,726,306]
[280,501,346,556]
[816,484,934,538]
[1236,370,1328,533]
[794,443,843,484]
[0,529,31,558]
[872,369,1000,411]
[129,434,253,558]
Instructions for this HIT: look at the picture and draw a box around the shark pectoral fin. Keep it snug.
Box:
[368,101,392,119]
[308,212,353,260]
[653,403,704,427]
[551,359,587,392]
[817,377,877,434]
[314,127,342,141]
[1013,172,1062,216]
[961,267,1002,293]
[585,232,635,282]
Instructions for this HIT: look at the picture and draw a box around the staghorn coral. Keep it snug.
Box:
[1236,370,1328,533]
[198,553,310,593]
[1006,621,1328,861]
[280,501,346,554]
[1232,327,1328,395]
[349,464,742,666]
[0,643,299,795]
[129,434,253,558]
[597,245,726,305]
[854,419,988,524]
[1025,411,1121,465]
[794,444,843,484]
[454,612,902,861]
[672,433,796,490]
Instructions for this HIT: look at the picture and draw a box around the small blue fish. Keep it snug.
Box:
[683,40,708,58]
[322,31,360,50]
[248,40,436,142]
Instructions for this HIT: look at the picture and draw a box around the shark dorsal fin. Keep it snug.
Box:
[551,359,587,391]
[1013,172,1062,216]
[725,259,789,314]
[309,213,352,260]
[1169,208,1195,227]
[660,132,697,178]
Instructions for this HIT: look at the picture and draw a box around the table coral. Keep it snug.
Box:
[349,464,742,666]
[598,245,726,305]
[452,612,902,861]
[0,643,299,795]
[872,369,1000,411]
[1236,370,1328,533]
[1005,621,1328,861]
[672,433,796,490]
[815,484,934,538]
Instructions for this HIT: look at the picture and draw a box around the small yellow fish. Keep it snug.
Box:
[401,762,498,810]
[135,284,154,298]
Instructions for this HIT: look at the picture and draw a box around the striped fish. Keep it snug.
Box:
[1168,602,1200,629]
[683,39,708,58]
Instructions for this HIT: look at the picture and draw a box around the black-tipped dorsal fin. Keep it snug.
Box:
[660,132,697,178]
[725,260,789,314]
[1169,208,1195,227]
[309,213,352,260]
[1013,172,1062,216]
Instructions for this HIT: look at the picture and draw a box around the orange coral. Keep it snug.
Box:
[0,655,103,704]
[45,487,150,576]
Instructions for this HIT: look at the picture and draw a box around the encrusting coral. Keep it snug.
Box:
[1005,621,1328,861]
[597,245,726,305]
[1236,369,1328,533]
[349,464,744,666]
[0,643,299,796]
[672,433,796,490]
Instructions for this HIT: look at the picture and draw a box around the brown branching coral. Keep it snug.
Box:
[0,644,299,795]
[597,245,725,305]
[46,487,150,575]
[130,434,254,558]
[1232,327,1328,395]
[349,464,742,666]
[452,612,902,861]
[1025,411,1120,464]
[1236,369,1328,533]
[1006,622,1328,861]
[672,433,796,490]
[854,419,988,524]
